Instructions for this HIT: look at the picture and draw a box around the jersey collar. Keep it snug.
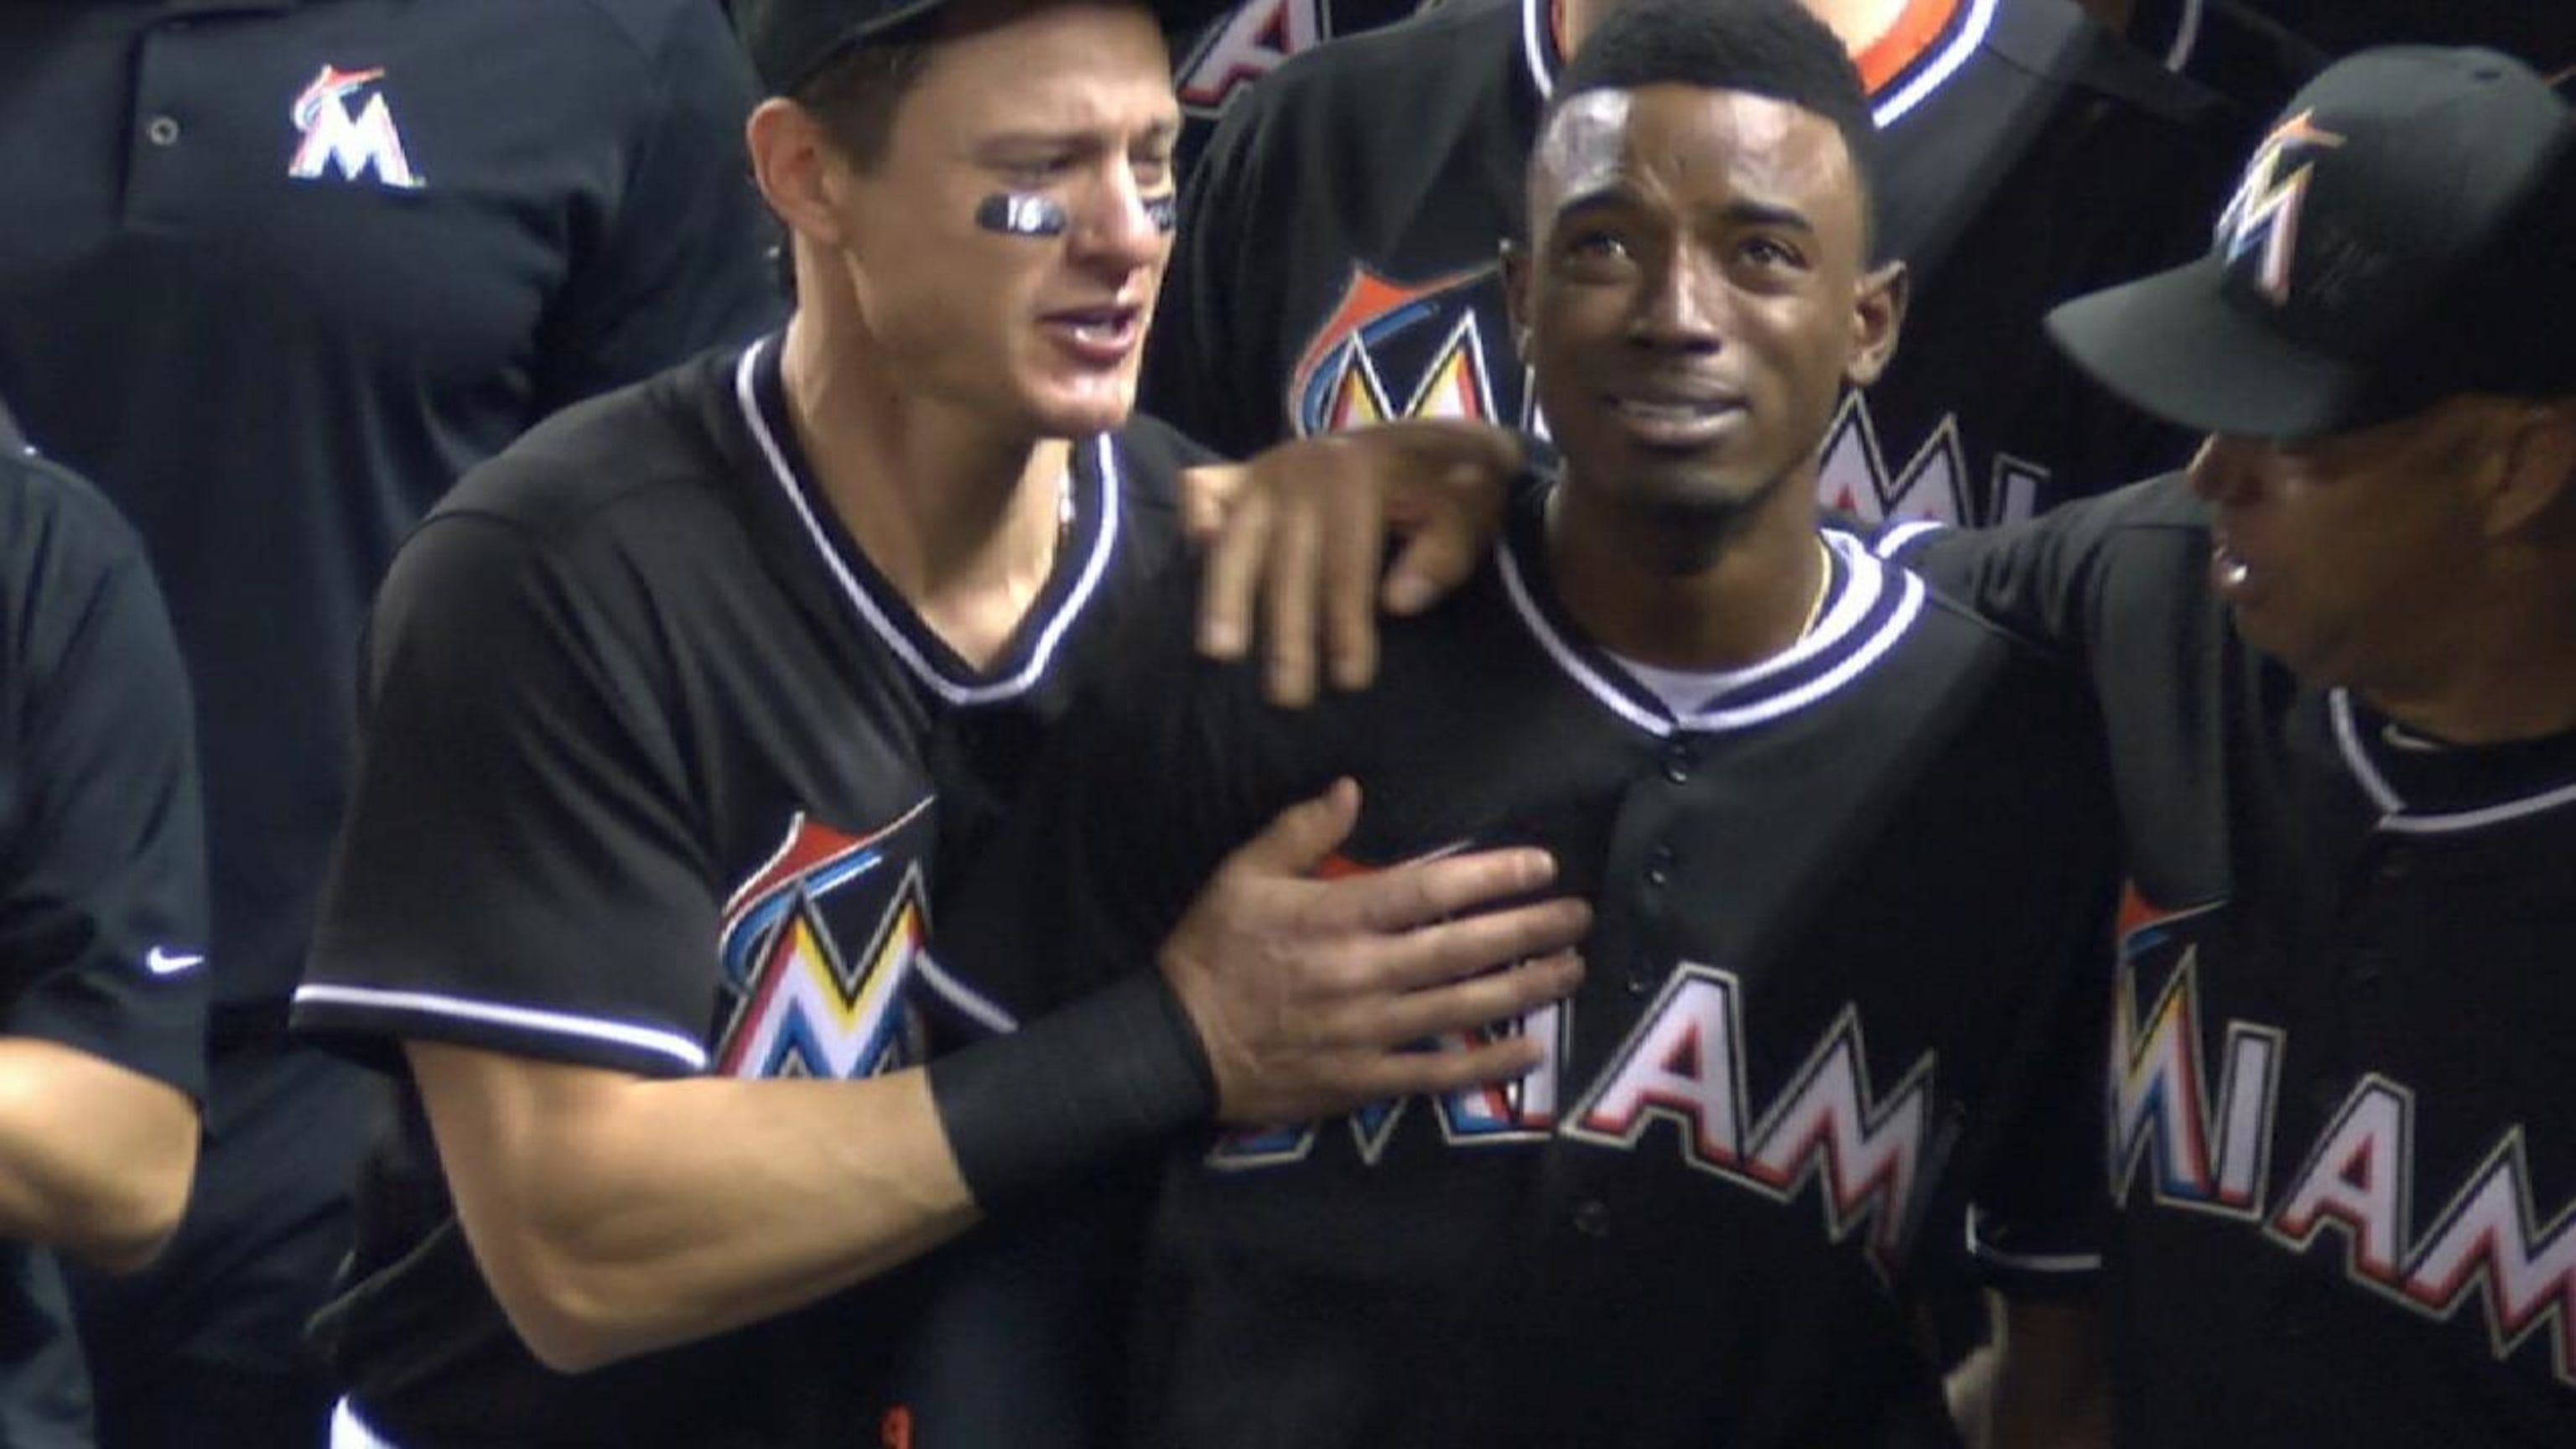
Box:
[729,335,1124,707]
[1493,486,1927,738]
[2329,688,2576,835]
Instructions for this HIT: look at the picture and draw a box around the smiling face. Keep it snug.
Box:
[820,0,1180,440]
[1506,85,1900,536]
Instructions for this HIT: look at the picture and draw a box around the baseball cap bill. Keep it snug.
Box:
[2046,46,2573,440]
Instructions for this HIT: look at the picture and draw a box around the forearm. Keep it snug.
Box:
[415,1041,977,1374]
[0,1038,198,1272]
[1980,1296,2112,1449]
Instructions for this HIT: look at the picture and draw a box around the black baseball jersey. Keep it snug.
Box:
[290,337,1197,1446]
[0,447,210,1443]
[1143,0,2237,523]
[1903,478,2576,1445]
[947,487,2121,1446]
[1167,0,1431,176]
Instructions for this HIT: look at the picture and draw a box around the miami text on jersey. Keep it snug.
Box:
[2111,896,2576,1390]
[1213,963,1937,1275]
[714,800,936,1080]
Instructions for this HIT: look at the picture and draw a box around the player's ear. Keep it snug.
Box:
[1501,238,1534,354]
[1844,259,1909,389]
[746,98,854,250]
[2478,394,2576,541]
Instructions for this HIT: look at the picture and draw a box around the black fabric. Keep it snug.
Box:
[943,496,2120,1446]
[0,0,781,1015]
[0,450,210,1444]
[293,339,1194,1445]
[1166,0,1433,179]
[1142,0,2241,523]
[1907,478,2576,1446]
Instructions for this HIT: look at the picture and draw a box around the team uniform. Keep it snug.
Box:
[0,3,777,1432]
[1144,0,2236,523]
[1166,0,1429,174]
[1898,479,2576,1445]
[947,483,2121,1446]
[288,335,1197,1446]
[0,445,210,1446]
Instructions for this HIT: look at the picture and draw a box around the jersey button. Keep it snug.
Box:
[1571,1198,1611,1239]
[1659,740,1696,784]
[1623,958,1655,996]
[145,114,182,148]
[1644,844,1675,887]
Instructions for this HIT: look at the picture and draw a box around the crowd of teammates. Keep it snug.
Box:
[0,0,2565,1444]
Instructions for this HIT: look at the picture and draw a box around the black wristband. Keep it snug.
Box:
[927,971,1217,1211]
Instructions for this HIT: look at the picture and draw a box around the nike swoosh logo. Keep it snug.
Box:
[145,947,205,977]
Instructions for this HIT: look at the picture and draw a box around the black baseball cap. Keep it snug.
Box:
[733,0,1233,96]
[2046,46,2574,439]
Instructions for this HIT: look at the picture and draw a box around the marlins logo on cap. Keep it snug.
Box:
[2044,45,2572,439]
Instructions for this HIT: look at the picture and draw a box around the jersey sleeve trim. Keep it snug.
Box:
[913,949,1018,1036]
[292,983,709,1073]
[1966,1202,2103,1283]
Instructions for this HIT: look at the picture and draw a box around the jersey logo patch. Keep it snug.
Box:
[1176,0,1328,117]
[288,64,426,191]
[1288,266,1522,438]
[714,800,936,1079]
[2215,109,2346,306]
[2110,886,2576,1392]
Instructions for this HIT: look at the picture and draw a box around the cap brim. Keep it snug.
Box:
[2045,257,2364,439]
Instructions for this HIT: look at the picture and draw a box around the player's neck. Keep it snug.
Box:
[1544,472,1830,673]
[2360,570,2576,746]
[779,314,1071,669]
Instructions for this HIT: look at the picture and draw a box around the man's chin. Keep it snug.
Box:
[1026,382,1139,440]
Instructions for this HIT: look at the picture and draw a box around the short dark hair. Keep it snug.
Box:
[1547,0,1882,256]
[790,35,940,172]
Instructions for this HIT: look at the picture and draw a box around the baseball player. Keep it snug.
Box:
[288,0,1584,1443]
[1893,44,2576,1445]
[943,2,2121,1441]
[0,423,209,1441]
[1144,0,2241,531]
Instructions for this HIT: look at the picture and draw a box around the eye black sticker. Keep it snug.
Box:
[975,192,1068,237]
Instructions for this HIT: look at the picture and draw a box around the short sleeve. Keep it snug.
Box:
[0,456,209,1100]
[296,512,723,1078]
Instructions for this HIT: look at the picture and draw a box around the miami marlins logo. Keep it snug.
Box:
[1177,0,1327,117]
[288,64,424,190]
[713,800,936,1080]
[1288,266,1523,438]
[2215,109,2346,306]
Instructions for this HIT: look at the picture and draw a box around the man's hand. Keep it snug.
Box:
[1186,420,1524,706]
[1158,778,1589,1126]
